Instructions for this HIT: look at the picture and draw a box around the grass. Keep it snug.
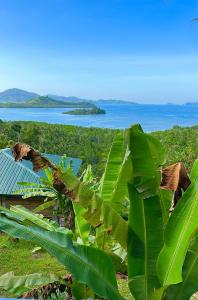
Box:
[0,234,65,277]
[0,233,131,298]
[0,233,66,297]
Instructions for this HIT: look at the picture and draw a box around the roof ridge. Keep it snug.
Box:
[2,150,40,178]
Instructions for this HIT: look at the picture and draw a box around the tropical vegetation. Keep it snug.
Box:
[0,120,197,176]
[0,124,198,299]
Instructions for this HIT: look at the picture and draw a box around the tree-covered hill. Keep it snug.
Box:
[0,120,197,176]
[0,96,96,109]
[0,88,39,103]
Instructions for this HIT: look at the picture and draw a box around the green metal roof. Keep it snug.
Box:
[0,148,82,195]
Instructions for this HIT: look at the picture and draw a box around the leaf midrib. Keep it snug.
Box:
[140,197,148,300]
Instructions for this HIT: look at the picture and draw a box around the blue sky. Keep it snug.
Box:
[0,0,198,103]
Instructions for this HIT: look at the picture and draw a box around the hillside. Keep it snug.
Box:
[26,96,68,106]
[0,88,39,103]
[0,88,139,105]
[47,94,93,103]
[0,96,96,108]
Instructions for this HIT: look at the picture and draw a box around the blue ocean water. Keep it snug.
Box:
[0,104,197,132]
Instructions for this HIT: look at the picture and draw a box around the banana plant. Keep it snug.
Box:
[0,207,124,300]
[14,164,97,244]
[0,125,198,299]
[14,154,75,228]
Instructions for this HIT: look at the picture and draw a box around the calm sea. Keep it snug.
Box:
[0,104,198,132]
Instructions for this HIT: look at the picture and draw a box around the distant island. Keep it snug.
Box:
[0,96,96,109]
[63,107,106,115]
[185,102,198,105]
[0,88,139,105]
[1,88,198,107]
[96,99,138,105]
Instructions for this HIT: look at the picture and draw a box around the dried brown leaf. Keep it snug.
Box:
[12,143,75,200]
[12,143,31,161]
[12,143,57,172]
[161,162,191,209]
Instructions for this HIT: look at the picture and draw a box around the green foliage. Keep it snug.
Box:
[157,160,198,286]
[0,234,130,298]
[0,272,59,296]
[153,125,198,173]
[0,120,197,176]
[0,212,124,300]
[99,130,131,212]
[0,120,117,176]
[60,169,128,250]
[127,125,168,299]
[164,233,198,300]
[16,164,76,229]
[0,124,198,299]
[9,205,72,236]
[73,203,90,244]
[96,131,131,249]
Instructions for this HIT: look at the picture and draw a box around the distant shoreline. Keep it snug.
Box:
[0,103,198,108]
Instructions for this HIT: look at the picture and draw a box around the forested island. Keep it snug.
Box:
[0,96,95,109]
[63,107,106,115]
[0,88,139,106]
[0,120,197,176]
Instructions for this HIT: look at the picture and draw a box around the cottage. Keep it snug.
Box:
[0,148,82,211]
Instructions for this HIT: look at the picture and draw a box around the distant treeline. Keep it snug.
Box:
[0,120,197,176]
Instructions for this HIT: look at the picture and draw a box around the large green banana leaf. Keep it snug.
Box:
[100,131,125,201]
[14,186,56,199]
[10,205,69,233]
[164,232,198,300]
[60,170,128,250]
[100,131,132,212]
[127,125,167,300]
[0,272,59,297]
[73,203,90,244]
[97,131,131,249]
[157,159,198,286]
[0,205,72,236]
[0,214,125,300]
